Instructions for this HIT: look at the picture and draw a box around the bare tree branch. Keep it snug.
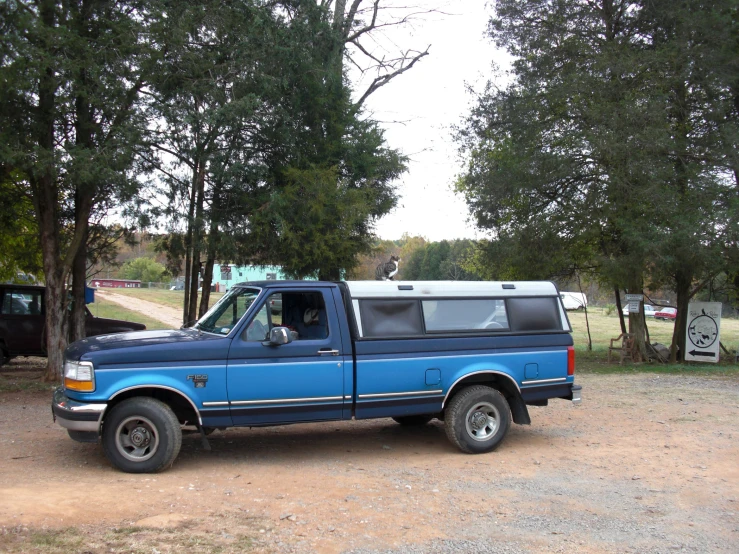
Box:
[354,46,430,108]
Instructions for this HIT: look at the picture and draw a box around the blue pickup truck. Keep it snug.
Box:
[52,280,581,473]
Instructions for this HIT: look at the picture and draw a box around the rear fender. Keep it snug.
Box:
[444,370,530,425]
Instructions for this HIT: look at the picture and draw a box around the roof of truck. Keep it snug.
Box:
[344,281,558,298]
[231,280,559,298]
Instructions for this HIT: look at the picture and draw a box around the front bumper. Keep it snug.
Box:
[52,387,106,433]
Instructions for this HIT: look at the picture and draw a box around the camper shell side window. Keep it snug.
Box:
[355,295,563,339]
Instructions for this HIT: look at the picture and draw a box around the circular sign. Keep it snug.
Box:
[687,315,718,348]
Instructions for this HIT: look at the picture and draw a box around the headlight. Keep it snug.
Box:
[64,360,95,392]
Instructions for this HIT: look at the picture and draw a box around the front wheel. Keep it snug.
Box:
[444,386,511,454]
[102,397,182,473]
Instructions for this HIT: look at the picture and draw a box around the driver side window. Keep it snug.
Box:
[244,290,329,342]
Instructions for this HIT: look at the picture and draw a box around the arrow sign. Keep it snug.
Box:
[688,350,715,358]
[685,302,722,363]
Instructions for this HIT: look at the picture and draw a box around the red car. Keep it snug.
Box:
[654,307,677,321]
[1,284,145,365]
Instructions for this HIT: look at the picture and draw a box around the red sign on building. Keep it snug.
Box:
[90,279,142,289]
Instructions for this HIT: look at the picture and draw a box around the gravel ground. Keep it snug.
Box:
[0,369,737,553]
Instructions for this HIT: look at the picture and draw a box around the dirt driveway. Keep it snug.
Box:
[1,369,737,553]
[96,290,182,328]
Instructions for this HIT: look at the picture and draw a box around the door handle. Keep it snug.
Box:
[318,349,340,356]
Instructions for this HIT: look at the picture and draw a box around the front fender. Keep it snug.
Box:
[68,363,229,415]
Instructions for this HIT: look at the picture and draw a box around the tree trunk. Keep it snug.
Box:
[70,0,94,343]
[70,233,88,343]
[614,287,626,334]
[34,0,64,382]
[37,193,67,382]
[186,256,200,325]
[626,284,648,362]
[187,164,206,324]
[182,161,199,326]
[198,223,219,318]
[576,273,592,350]
[43,271,69,382]
[670,268,693,362]
[199,256,215,318]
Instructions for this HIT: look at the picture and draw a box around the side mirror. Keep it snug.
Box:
[264,326,292,346]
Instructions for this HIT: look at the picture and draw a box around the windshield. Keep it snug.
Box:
[194,287,261,335]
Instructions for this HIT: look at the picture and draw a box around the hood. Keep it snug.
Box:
[65,328,231,366]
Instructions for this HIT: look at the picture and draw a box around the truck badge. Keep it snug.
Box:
[187,374,208,388]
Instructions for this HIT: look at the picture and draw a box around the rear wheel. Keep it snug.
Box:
[392,415,433,426]
[102,397,182,473]
[444,385,511,454]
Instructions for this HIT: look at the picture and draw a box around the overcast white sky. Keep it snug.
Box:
[350,1,510,242]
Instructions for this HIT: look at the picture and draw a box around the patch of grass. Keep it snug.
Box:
[0,372,54,393]
[88,296,171,330]
[576,356,739,376]
[234,535,254,550]
[568,307,739,355]
[29,528,84,551]
[109,525,149,535]
[6,523,259,554]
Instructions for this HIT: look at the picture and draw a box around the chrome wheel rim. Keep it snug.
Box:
[115,415,160,462]
[464,401,500,441]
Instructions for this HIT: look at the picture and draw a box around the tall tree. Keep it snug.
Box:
[145,0,313,324]
[0,0,154,379]
[151,1,411,319]
[244,1,408,281]
[456,0,738,360]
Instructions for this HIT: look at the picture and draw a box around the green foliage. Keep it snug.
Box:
[456,0,739,359]
[403,239,482,281]
[0,0,157,377]
[0,172,42,282]
[259,165,393,279]
[121,257,169,283]
[146,1,405,294]
[604,304,617,317]
[457,0,737,277]
[348,234,427,280]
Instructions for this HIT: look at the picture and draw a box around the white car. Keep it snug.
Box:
[622,304,656,317]
[560,292,587,310]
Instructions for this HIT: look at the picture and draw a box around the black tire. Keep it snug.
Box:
[102,397,182,473]
[392,415,433,426]
[444,385,511,454]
